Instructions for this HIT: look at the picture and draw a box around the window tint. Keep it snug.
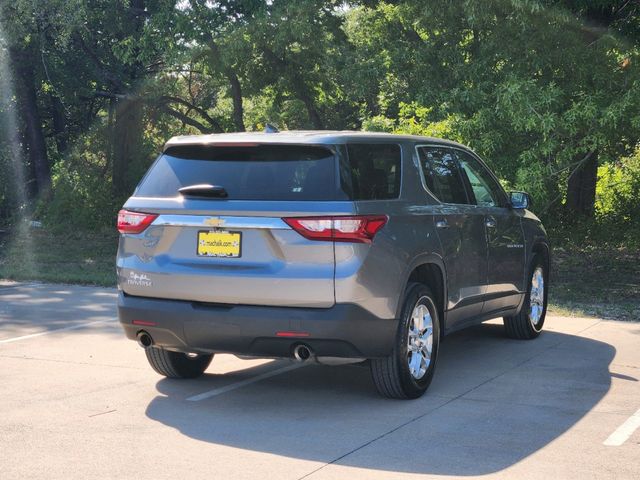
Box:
[342,144,401,200]
[418,146,469,204]
[135,145,338,200]
[456,150,505,207]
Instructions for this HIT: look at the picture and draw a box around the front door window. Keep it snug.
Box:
[456,151,505,207]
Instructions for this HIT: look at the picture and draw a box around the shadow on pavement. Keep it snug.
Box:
[145,323,615,476]
[0,283,117,335]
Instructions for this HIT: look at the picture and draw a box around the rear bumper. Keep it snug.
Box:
[118,292,398,358]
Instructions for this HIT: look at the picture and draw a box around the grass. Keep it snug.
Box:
[0,225,117,286]
[0,223,638,321]
[548,243,640,321]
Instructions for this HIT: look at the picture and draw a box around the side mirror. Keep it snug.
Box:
[509,191,531,209]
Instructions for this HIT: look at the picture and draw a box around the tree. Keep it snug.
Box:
[242,0,358,129]
[346,0,640,217]
[0,0,65,198]
[168,0,257,132]
[2,0,640,230]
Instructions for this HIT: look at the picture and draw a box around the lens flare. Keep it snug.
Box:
[0,18,37,274]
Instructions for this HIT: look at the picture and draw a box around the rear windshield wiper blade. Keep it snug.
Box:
[178,184,228,198]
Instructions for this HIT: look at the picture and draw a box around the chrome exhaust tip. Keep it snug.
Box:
[137,331,153,349]
[293,344,312,362]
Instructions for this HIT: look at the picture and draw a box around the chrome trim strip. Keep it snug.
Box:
[152,215,291,230]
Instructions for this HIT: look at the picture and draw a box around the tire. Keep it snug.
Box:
[370,283,441,399]
[145,347,213,379]
[503,254,548,340]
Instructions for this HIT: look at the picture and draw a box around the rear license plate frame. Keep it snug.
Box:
[197,230,242,258]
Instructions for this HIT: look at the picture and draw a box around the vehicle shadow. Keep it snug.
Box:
[0,283,118,335]
[145,323,615,476]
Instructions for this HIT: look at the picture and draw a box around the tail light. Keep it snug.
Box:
[117,209,158,234]
[283,215,388,243]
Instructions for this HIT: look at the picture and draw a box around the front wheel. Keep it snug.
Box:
[503,254,548,340]
[145,347,213,378]
[370,283,441,399]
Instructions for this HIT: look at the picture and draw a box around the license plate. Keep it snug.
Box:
[197,230,242,257]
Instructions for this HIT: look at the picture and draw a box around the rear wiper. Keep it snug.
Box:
[178,184,228,199]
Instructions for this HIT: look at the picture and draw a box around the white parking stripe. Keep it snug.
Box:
[187,363,305,401]
[0,320,110,344]
[604,408,640,446]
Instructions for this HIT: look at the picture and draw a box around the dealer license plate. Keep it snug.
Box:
[197,230,241,257]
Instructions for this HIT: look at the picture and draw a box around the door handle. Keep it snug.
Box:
[435,219,449,229]
[485,216,497,228]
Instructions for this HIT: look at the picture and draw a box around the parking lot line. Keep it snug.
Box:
[0,320,110,344]
[186,363,305,401]
[603,408,640,446]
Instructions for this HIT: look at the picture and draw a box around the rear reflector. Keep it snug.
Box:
[117,210,158,234]
[282,215,388,243]
[132,319,157,327]
[276,331,310,337]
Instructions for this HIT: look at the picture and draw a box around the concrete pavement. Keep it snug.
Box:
[1,282,638,479]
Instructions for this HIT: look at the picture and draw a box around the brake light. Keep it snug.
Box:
[117,210,158,234]
[283,215,388,243]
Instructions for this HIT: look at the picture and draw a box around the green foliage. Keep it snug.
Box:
[39,113,166,231]
[362,102,463,141]
[41,144,118,231]
[1,0,640,237]
[347,0,640,217]
[545,147,640,251]
[596,150,640,226]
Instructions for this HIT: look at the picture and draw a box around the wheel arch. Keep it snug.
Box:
[399,255,447,338]
[530,240,551,277]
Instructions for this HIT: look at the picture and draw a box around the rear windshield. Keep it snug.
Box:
[135,145,338,200]
[135,142,402,201]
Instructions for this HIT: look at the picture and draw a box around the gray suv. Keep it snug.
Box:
[116,131,549,399]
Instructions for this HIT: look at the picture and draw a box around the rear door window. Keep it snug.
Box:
[417,146,469,204]
[135,145,337,200]
[341,144,401,200]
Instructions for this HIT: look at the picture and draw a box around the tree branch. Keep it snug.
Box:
[160,96,223,132]
[74,34,126,92]
[159,105,215,133]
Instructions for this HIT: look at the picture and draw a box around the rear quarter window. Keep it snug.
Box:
[342,144,401,200]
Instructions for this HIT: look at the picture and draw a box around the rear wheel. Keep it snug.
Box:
[370,283,440,399]
[503,254,548,340]
[145,347,213,378]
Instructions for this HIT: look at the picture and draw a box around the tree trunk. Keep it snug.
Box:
[106,97,115,173]
[566,151,598,217]
[227,70,245,132]
[299,90,323,129]
[112,98,144,197]
[204,38,245,132]
[50,93,67,154]
[10,46,51,198]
